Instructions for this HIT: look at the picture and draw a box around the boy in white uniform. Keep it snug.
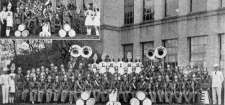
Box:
[1,67,10,104]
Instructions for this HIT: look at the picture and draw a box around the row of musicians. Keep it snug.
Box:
[16,73,202,104]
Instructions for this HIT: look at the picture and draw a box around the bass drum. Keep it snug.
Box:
[143,98,152,105]
[130,98,140,105]
[81,91,90,100]
[136,91,146,101]
[76,99,84,105]
[86,98,96,105]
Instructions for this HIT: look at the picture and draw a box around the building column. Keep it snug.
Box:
[154,0,165,20]
[178,20,189,67]
[133,29,142,59]
[207,0,220,11]
[178,0,190,16]
[134,0,143,24]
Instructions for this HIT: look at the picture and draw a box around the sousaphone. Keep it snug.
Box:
[81,46,93,58]
[69,45,82,58]
[154,46,167,59]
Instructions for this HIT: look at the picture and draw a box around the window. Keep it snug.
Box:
[163,39,178,67]
[190,36,208,65]
[143,0,154,21]
[141,41,154,61]
[124,0,134,25]
[165,0,178,17]
[220,35,225,68]
[190,0,207,13]
[123,44,133,59]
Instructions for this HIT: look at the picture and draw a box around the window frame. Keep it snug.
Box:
[124,0,134,25]
[188,35,208,64]
[122,43,134,59]
[162,38,178,67]
[164,0,179,17]
[143,0,154,22]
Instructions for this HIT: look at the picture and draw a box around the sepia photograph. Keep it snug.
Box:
[1,0,225,105]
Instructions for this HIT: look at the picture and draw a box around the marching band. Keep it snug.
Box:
[0,0,101,37]
[0,58,211,104]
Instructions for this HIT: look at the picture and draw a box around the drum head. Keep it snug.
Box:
[143,98,152,105]
[81,91,90,100]
[106,101,114,105]
[76,99,84,105]
[68,29,76,37]
[22,30,29,37]
[86,98,96,105]
[18,24,25,32]
[15,30,21,37]
[136,91,146,101]
[63,24,71,32]
[59,29,67,37]
[130,98,140,105]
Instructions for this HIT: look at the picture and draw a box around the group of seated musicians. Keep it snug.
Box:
[14,58,210,104]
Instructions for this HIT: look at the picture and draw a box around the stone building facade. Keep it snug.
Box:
[101,0,225,70]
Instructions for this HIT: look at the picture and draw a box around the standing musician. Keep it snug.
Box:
[164,74,173,104]
[22,76,30,102]
[156,75,164,104]
[149,77,157,104]
[29,77,38,104]
[15,67,24,102]
[61,75,69,103]
[37,76,45,103]
[174,75,183,104]
[53,76,61,103]
[93,69,101,102]
[120,68,129,103]
[69,75,76,104]
[46,76,53,103]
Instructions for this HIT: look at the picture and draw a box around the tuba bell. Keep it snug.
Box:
[81,46,93,58]
[154,46,167,59]
[69,45,82,58]
[146,48,156,60]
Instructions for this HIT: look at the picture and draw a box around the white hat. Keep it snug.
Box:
[3,67,8,72]
[214,64,219,67]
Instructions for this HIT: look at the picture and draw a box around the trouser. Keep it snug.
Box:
[120,91,129,103]
[100,91,108,102]
[30,90,37,102]
[46,89,53,103]
[61,90,68,103]
[93,90,100,102]
[2,85,9,104]
[69,91,77,103]
[22,89,29,102]
[212,87,222,105]
[38,90,44,102]
[53,90,61,102]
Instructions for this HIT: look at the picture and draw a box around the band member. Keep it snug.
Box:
[29,77,38,104]
[93,69,101,102]
[22,76,30,102]
[69,75,76,104]
[9,64,16,104]
[53,76,61,103]
[1,67,10,104]
[164,74,173,104]
[37,76,45,103]
[99,59,106,74]
[6,2,13,37]
[15,67,24,102]
[85,3,94,35]
[149,77,157,104]
[174,75,182,104]
[0,5,7,37]
[211,64,224,105]
[120,68,129,103]
[46,76,53,103]
[61,75,69,103]
[93,8,100,36]
[156,75,164,104]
